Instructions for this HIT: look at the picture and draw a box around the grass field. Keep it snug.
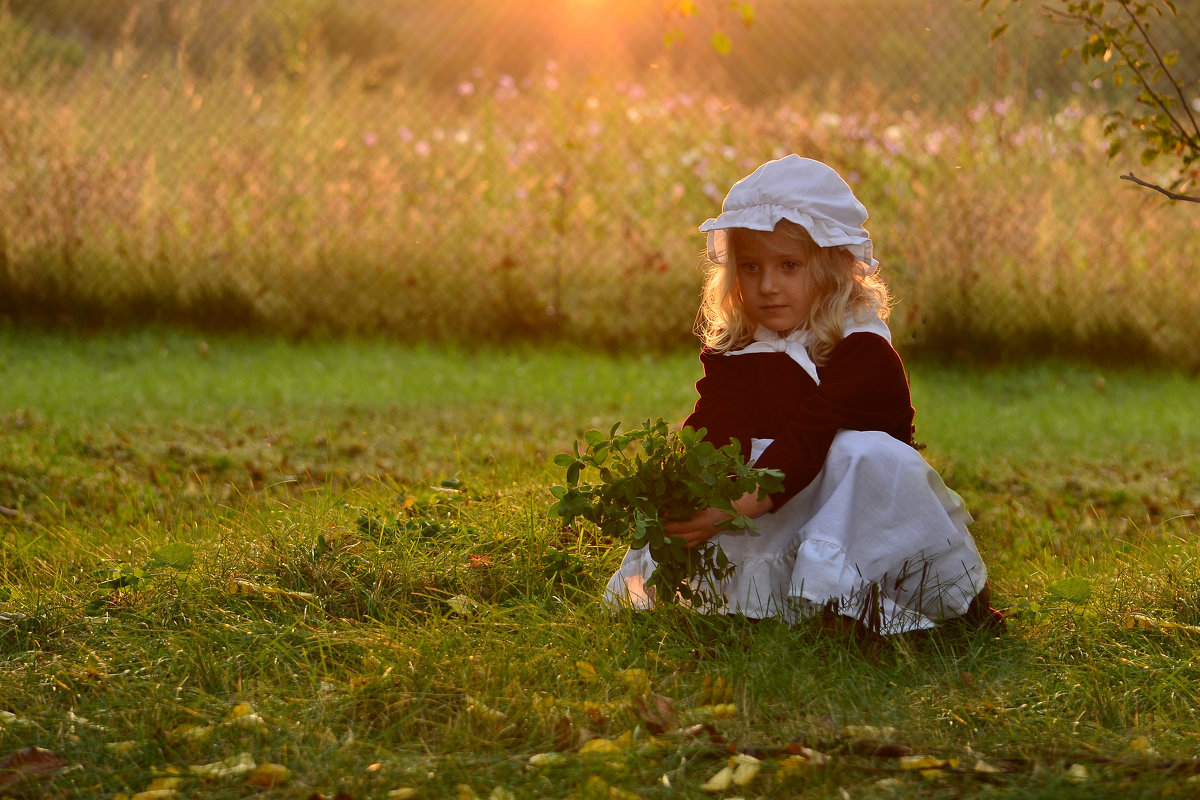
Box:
[2,329,1199,799]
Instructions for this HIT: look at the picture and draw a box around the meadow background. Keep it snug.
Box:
[3,2,1200,798]
[1,0,1198,364]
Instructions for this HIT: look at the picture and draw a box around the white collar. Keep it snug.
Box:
[725,312,891,385]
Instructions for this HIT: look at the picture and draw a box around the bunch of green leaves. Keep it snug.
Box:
[549,419,783,610]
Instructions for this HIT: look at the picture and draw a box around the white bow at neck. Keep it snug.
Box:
[725,313,892,386]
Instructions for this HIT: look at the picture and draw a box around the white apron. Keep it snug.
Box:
[603,429,988,635]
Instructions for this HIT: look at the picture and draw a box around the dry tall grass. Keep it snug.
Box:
[1,7,1196,364]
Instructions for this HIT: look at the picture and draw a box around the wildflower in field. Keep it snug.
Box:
[414,141,431,157]
[496,74,518,101]
[458,81,475,96]
[362,131,379,147]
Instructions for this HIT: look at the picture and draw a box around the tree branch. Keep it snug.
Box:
[1119,0,1200,144]
[1121,172,1200,202]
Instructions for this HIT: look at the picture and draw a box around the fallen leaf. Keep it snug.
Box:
[579,738,621,755]
[227,702,255,719]
[131,790,179,800]
[106,740,139,754]
[784,744,829,765]
[487,788,515,800]
[630,693,677,734]
[616,668,650,695]
[690,703,736,720]
[731,753,761,785]
[446,595,479,616]
[172,723,214,742]
[700,765,734,792]
[1123,736,1159,759]
[528,753,564,766]
[0,711,28,728]
[144,775,186,791]
[575,661,597,683]
[245,762,291,787]
[899,755,947,771]
[0,746,68,789]
[387,790,417,799]
[1066,763,1089,783]
[191,752,257,778]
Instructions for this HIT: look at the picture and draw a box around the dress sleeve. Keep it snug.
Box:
[752,333,915,508]
[681,349,755,455]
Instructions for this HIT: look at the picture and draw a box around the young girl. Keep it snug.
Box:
[604,155,998,635]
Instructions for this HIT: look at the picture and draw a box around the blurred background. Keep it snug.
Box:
[1,0,1197,365]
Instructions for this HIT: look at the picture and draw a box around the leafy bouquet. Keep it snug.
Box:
[549,419,783,610]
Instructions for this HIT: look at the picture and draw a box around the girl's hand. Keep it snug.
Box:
[664,491,773,549]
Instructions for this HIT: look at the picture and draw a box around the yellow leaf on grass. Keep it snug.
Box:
[784,745,830,766]
[616,668,650,694]
[731,754,761,786]
[528,753,564,766]
[579,737,621,755]
[693,703,736,719]
[106,740,138,754]
[488,788,515,800]
[899,756,947,771]
[226,702,255,719]
[172,723,214,741]
[1066,763,1090,783]
[0,710,28,728]
[1125,613,1200,635]
[245,762,291,787]
[387,789,418,799]
[145,776,185,791]
[700,765,734,792]
[130,790,179,800]
[575,661,597,683]
[190,752,256,778]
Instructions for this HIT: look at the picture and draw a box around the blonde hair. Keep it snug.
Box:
[695,220,893,364]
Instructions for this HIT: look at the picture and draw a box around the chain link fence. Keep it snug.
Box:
[1,1,1198,365]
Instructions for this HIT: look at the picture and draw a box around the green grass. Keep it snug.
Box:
[2,329,1200,799]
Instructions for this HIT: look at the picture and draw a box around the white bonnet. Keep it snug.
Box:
[699,155,877,270]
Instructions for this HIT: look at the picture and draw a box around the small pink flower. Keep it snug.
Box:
[458,81,475,96]
[414,140,431,157]
[362,131,379,147]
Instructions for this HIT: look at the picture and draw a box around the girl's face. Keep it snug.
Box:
[730,227,816,335]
